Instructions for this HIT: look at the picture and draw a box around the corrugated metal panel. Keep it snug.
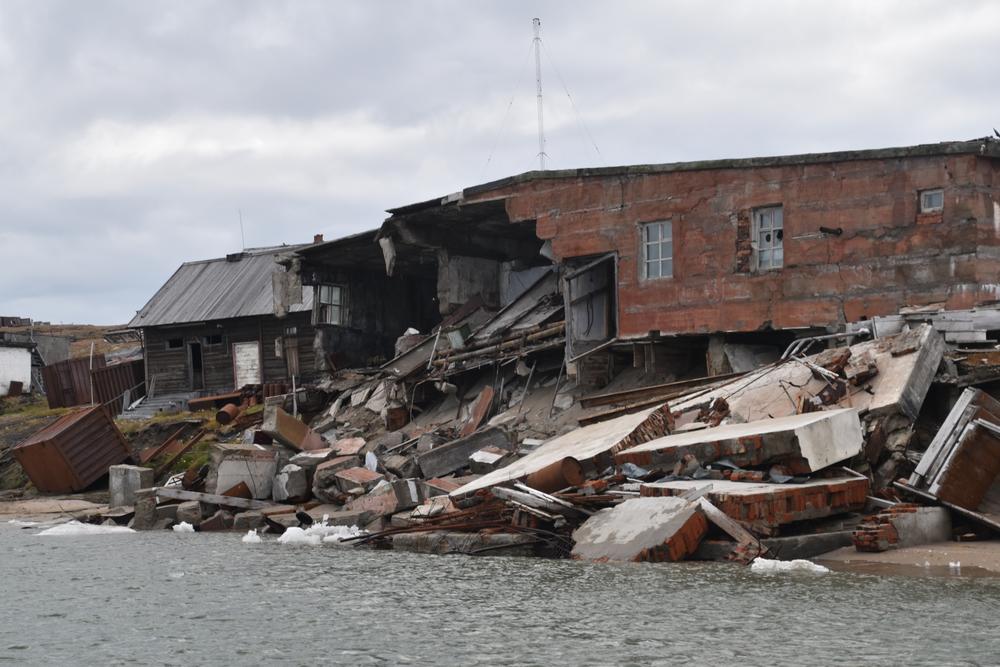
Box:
[41,356,108,409]
[92,359,146,408]
[12,406,131,493]
[127,246,313,328]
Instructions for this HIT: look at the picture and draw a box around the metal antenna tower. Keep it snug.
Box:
[533,18,547,170]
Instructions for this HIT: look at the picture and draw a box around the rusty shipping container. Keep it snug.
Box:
[12,406,131,493]
[41,355,107,409]
[91,359,145,409]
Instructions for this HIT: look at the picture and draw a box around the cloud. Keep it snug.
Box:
[0,0,998,323]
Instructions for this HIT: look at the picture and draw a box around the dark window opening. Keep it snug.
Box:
[204,334,223,347]
[166,338,183,350]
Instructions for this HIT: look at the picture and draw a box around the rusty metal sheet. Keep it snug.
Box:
[12,406,131,493]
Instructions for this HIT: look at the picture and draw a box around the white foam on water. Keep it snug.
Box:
[320,524,365,544]
[241,530,262,544]
[276,526,322,545]
[172,522,195,533]
[36,520,135,537]
[750,558,830,574]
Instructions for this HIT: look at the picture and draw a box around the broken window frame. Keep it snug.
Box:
[283,326,300,376]
[315,284,347,326]
[165,338,183,350]
[203,333,223,348]
[919,188,944,213]
[752,205,784,272]
[640,220,673,280]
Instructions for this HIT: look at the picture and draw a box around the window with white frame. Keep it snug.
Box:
[920,188,943,213]
[753,206,783,270]
[316,284,346,325]
[641,220,673,279]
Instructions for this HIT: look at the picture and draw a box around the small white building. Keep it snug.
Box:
[0,342,33,395]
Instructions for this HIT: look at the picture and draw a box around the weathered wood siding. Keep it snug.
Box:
[142,312,316,394]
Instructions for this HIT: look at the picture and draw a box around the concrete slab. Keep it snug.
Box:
[418,427,513,480]
[570,496,708,562]
[641,477,868,535]
[334,467,384,494]
[208,443,278,500]
[451,404,672,499]
[616,408,863,472]
[109,465,153,508]
[344,479,425,517]
[261,406,327,451]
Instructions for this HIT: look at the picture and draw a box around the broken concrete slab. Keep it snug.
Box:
[670,325,944,423]
[617,408,863,473]
[334,467,385,495]
[418,426,513,480]
[262,406,327,451]
[272,464,311,503]
[640,477,868,535]
[109,465,154,508]
[570,496,708,562]
[469,446,516,474]
[852,505,952,552]
[208,443,278,500]
[333,437,367,457]
[289,448,336,469]
[451,404,674,499]
[343,479,426,517]
[383,453,421,479]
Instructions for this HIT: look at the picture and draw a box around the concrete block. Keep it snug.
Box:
[208,443,278,499]
[175,501,202,526]
[468,446,516,474]
[155,504,178,522]
[289,448,336,469]
[334,467,385,495]
[131,488,158,531]
[233,511,265,531]
[261,406,327,451]
[308,507,372,527]
[272,464,311,502]
[343,479,425,517]
[571,497,708,562]
[417,426,512,479]
[199,509,235,532]
[333,437,366,457]
[312,455,360,502]
[383,453,421,478]
[109,465,154,508]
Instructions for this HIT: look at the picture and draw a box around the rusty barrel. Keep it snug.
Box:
[216,403,242,425]
[523,456,585,493]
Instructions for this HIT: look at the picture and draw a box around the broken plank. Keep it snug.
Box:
[696,497,768,561]
[152,486,275,511]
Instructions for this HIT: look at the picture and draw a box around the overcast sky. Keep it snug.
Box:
[1,1,998,325]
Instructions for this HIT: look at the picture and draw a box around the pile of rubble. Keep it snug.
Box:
[16,319,1000,567]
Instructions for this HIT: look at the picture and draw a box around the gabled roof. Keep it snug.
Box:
[128,246,313,328]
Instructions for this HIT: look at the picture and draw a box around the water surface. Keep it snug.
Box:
[1,524,998,666]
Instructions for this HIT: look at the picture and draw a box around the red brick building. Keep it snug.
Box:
[378,138,1000,377]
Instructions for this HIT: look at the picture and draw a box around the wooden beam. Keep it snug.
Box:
[153,486,276,511]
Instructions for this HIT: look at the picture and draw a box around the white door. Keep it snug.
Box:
[232,341,262,388]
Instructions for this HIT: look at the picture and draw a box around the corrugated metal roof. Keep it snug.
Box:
[128,246,313,328]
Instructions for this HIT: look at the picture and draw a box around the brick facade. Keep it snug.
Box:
[461,141,1000,339]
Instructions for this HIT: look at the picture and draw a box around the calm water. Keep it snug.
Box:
[2,524,999,666]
